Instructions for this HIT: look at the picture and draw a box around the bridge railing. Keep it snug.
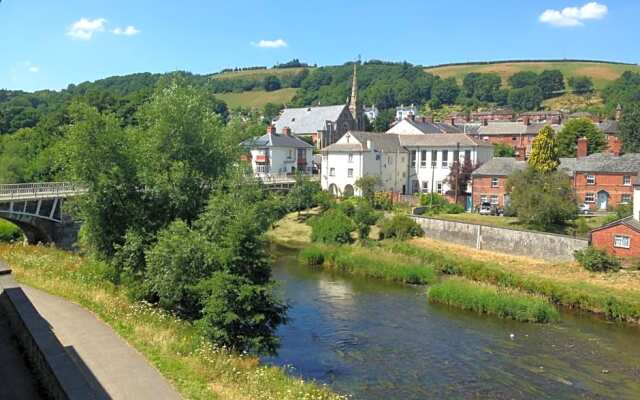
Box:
[0,182,88,201]
[258,174,319,185]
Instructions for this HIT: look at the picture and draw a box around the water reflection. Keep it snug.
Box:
[266,250,640,399]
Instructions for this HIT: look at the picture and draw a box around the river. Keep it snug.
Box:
[264,249,640,399]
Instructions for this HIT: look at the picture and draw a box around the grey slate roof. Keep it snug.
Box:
[597,120,620,134]
[241,133,313,149]
[321,131,404,153]
[272,105,347,134]
[405,119,464,134]
[563,153,640,174]
[477,122,558,136]
[398,133,493,148]
[591,216,640,233]
[471,157,527,176]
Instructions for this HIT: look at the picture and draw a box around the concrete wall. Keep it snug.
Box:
[410,215,588,261]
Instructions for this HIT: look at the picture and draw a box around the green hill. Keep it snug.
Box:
[210,67,310,80]
[425,60,640,90]
[215,88,298,109]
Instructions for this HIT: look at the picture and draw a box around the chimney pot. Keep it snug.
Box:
[267,124,276,135]
[577,137,588,158]
[282,127,292,136]
[523,116,530,126]
[608,135,622,156]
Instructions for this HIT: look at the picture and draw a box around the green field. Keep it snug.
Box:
[215,88,298,109]
[425,61,640,90]
[210,67,309,80]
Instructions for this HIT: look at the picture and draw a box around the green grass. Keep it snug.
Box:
[215,88,298,109]
[300,243,438,285]
[0,244,343,400]
[427,277,559,323]
[425,60,640,90]
[386,241,640,323]
[211,67,310,80]
[0,219,22,242]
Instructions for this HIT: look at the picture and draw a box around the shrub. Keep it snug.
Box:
[373,192,393,210]
[443,203,465,214]
[615,203,633,219]
[378,214,424,240]
[0,220,22,242]
[310,209,355,244]
[427,278,559,323]
[574,247,621,272]
[299,247,325,266]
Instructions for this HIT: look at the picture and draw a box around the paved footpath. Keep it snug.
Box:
[22,285,182,400]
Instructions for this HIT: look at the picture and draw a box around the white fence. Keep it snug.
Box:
[0,182,88,202]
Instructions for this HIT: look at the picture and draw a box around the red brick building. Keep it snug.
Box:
[590,218,640,259]
[474,120,558,159]
[471,158,526,208]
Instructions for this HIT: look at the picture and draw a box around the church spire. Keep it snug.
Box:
[348,62,362,130]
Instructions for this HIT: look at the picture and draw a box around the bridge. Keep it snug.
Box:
[258,174,319,191]
[0,182,87,247]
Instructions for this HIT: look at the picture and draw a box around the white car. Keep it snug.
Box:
[578,203,591,214]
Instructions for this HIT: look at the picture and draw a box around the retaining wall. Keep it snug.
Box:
[0,261,96,400]
[410,216,588,262]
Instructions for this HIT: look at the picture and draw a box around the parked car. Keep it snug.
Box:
[479,202,493,215]
[578,203,591,214]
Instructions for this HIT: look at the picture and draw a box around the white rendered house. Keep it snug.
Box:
[320,131,493,197]
[242,126,314,177]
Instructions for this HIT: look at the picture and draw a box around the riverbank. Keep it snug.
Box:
[0,244,344,400]
[269,212,640,324]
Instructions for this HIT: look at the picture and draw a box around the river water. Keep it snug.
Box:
[264,249,640,400]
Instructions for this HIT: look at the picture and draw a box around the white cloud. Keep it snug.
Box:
[28,65,39,73]
[252,39,287,48]
[539,2,608,27]
[112,25,140,36]
[67,17,107,40]
[22,61,39,73]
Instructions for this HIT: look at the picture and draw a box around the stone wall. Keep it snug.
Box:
[410,216,588,261]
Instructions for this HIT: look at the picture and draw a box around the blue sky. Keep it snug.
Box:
[1,0,638,92]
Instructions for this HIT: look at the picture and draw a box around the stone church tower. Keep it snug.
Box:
[348,63,365,130]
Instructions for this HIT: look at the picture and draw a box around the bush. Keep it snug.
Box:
[0,220,22,242]
[378,214,424,240]
[443,203,465,214]
[310,209,355,244]
[427,277,559,323]
[574,247,621,272]
[373,192,393,210]
[299,247,325,266]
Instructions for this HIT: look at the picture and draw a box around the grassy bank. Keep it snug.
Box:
[0,244,343,400]
[387,241,640,323]
[215,88,297,109]
[299,244,438,284]
[427,277,559,323]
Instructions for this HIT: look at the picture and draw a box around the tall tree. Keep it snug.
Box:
[537,70,565,98]
[528,125,559,173]
[508,71,539,89]
[556,118,606,157]
[619,104,640,153]
[507,86,543,111]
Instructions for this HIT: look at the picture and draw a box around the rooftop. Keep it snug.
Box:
[471,157,527,176]
[241,132,313,149]
[272,105,347,134]
[477,121,558,136]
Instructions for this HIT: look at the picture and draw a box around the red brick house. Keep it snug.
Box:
[471,158,526,208]
[474,120,558,159]
[590,184,640,259]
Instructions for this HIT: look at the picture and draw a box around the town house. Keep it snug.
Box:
[386,114,464,135]
[242,125,314,177]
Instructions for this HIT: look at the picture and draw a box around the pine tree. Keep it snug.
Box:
[528,125,559,173]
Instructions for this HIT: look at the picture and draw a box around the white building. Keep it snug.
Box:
[242,126,314,177]
[363,105,379,122]
[395,104,417,122]
[321,131,493,197]
[386,115,464,135]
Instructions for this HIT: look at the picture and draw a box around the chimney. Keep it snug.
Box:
[282,127,292,136]
[515,146,526,161]
[577,137,588,158]
[608,135,622,156]
[407,113,415,122]
[523,116,530,126]
[267,124,276,135]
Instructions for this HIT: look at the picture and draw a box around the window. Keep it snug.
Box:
[436,181,443,194]
[347,168,353,178]
[422,181,429,193]
[586,175,596,185]
[623,175,631,185]
[420,150,427,167]
[490,195,499,205]
[411,180,419,194]
[388,156,392,163]
[329,168,335,177]
[464,150,471,163]
[491,177,499,188]
[512,137,517,141]
[376,154,381,160]
[442,150,449,168]
[453,150,460,163]
[288,149,293,159]
[614,235,631,249]
[431,150,438,167]
[480,195,489,203]
[348,153,353,163]
[411,150,417,167]
[256,164,270,173]
[621,194,632,204]
[584,193,595,203]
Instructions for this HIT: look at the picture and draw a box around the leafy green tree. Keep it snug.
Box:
[463,73,501,102]
[556,118,606,157]
[507,86,543,111]
[262,102,284,123]
[355,175,381,205]
[432,77,460,105]
[372,109,395,132]
[537,70,565,98]
[196,271,287,355]
[568,76,594,94]
[352,202,381,240]
[493,143,516,157]
[310,208,355,244]
[445,157,475,200]
[508,71,539,89]
[619,104,640,153]
[263,75,282,92]
[528,125,559,173]
[506,168,577,230]
[287,174,321,216]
